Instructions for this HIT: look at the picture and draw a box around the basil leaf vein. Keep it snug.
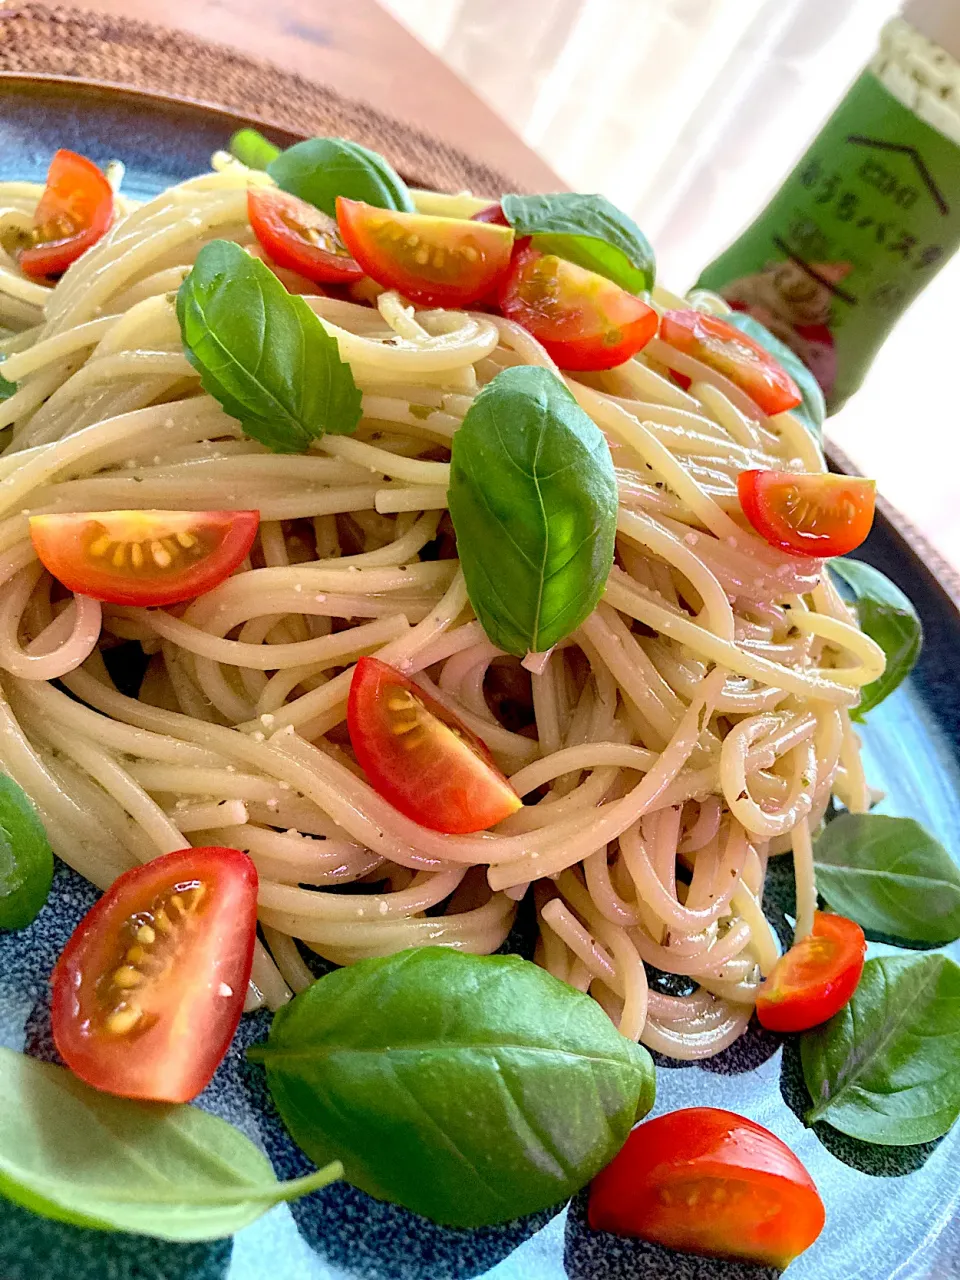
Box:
[251,948,655,1227]
[448,365,618,656]
[501,193,655,293]
[724,311,825,438]
[0,770,53,930]
[814,813,960,946]
[829,557,922,718]
[800,953,960,1145]
[268,137,414,217]
[177,240,362,453]
[0,1047,340,1240]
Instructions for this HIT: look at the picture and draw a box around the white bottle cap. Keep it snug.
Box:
[903,0,960,61]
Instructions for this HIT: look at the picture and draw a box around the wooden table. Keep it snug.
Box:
[59,0,563,192]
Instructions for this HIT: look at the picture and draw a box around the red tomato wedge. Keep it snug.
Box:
[588,1107,825,1269]
[29,509,259,606]
[51,846,258,1103]
[498,245,658,371]
[19,149,114,280]
[737,470,876,557]
[472,202,510,226]
[659,310,802,415]
[347,656,522,834]
[335,198,515,307]
[756,911,866,1033]
[248,187,363,284]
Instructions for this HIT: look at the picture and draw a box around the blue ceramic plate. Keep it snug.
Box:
[1,74,959,1280]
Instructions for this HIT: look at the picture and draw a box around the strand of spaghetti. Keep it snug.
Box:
[792,816,817,943]
[786,609,887,686]
[261,925,315,994]
[0,564,102,679]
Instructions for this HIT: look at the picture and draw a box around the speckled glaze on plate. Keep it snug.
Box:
[1,73,959,1280]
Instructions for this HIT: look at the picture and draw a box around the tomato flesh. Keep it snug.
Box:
[19,149,114,280]
[51,846,258,1102]
[588,1107,825,1269]
[659,310,801,415]
[248,187,363,284]
[335,198,515,307]
[347,656,522,833]
[756,911,866,1033]
[29,509,260,606]
[737,470,876,557]
[472,202,510,226]
[498,245,658,371]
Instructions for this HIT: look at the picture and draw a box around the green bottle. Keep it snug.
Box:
[697,4,960,413]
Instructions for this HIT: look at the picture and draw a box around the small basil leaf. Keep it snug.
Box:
[801,953,960,1145]
[829,558,922,718]
[0,1047,341,1240]
[500,193,655,293]
[268,137,414,218]
[724,311,825,438]
[177,240,362,453]
[252,948,655,1228]
[0,771,53,930]
[228,128,281,170]
[814,814,960,946]
[448,365,618,657]
[0,371,16,402]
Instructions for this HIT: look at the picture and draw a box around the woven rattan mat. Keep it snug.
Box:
[0,2,521,195]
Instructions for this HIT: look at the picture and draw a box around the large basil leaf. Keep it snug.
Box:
[251,947,655,1227]
[268,137,414,218]
[448,365,618,657]
[500,193,655,293]
[829,558,922,718]
[228,128,281,170]
[0,771,53,930]
[0,1047,341,1239]
[724,311,825,438]
[801,953,960,1144]
[814,814,960,946]
[177,240,362,453]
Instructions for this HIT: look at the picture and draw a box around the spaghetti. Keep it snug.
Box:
[0,162,882,1056]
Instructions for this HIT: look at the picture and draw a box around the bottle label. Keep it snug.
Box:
[696,70,960,411]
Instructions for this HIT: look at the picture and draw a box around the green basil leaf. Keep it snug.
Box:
[0,371,16,403]
[500,193,655,293]
[724,311,825,438]
[251,948,655,1227]
[267,137,414,218]
[177,240,362,453]
[228,128,281,170]
[448,365,618,657]
[814,814,960,946]
[801,953,960,1145]
[0,1047,341,1240]
[829,558,922,718]
[0,771,53,930]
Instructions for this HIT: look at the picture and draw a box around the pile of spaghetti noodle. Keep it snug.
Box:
[0,163,883,1060]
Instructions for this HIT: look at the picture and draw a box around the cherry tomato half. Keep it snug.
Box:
[51,846,258,1102]
[29,509,260,607]
[19,149,114,280]
[347,656,522,834]
[335,198,515,307]
[472,202,510,226]
[498,245,658,371]
[756,911,866,1033]
[659,310,801,415]
[248,187,363,284]
[588,1107,825,1269]
[737,470,876,558]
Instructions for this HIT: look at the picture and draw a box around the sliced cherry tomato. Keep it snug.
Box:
[472,202,510,226]
[498,245,658,371]
[347,656,522,834]
[19,149,114,280]
[756,911,866,1033]
[659,310,802,415]
[248,187,363,284]
[335,198,515,307]
[588,1107,825,1269]
[29,509,260,606]
[51,846,258,1102]
[737,470,876,557]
